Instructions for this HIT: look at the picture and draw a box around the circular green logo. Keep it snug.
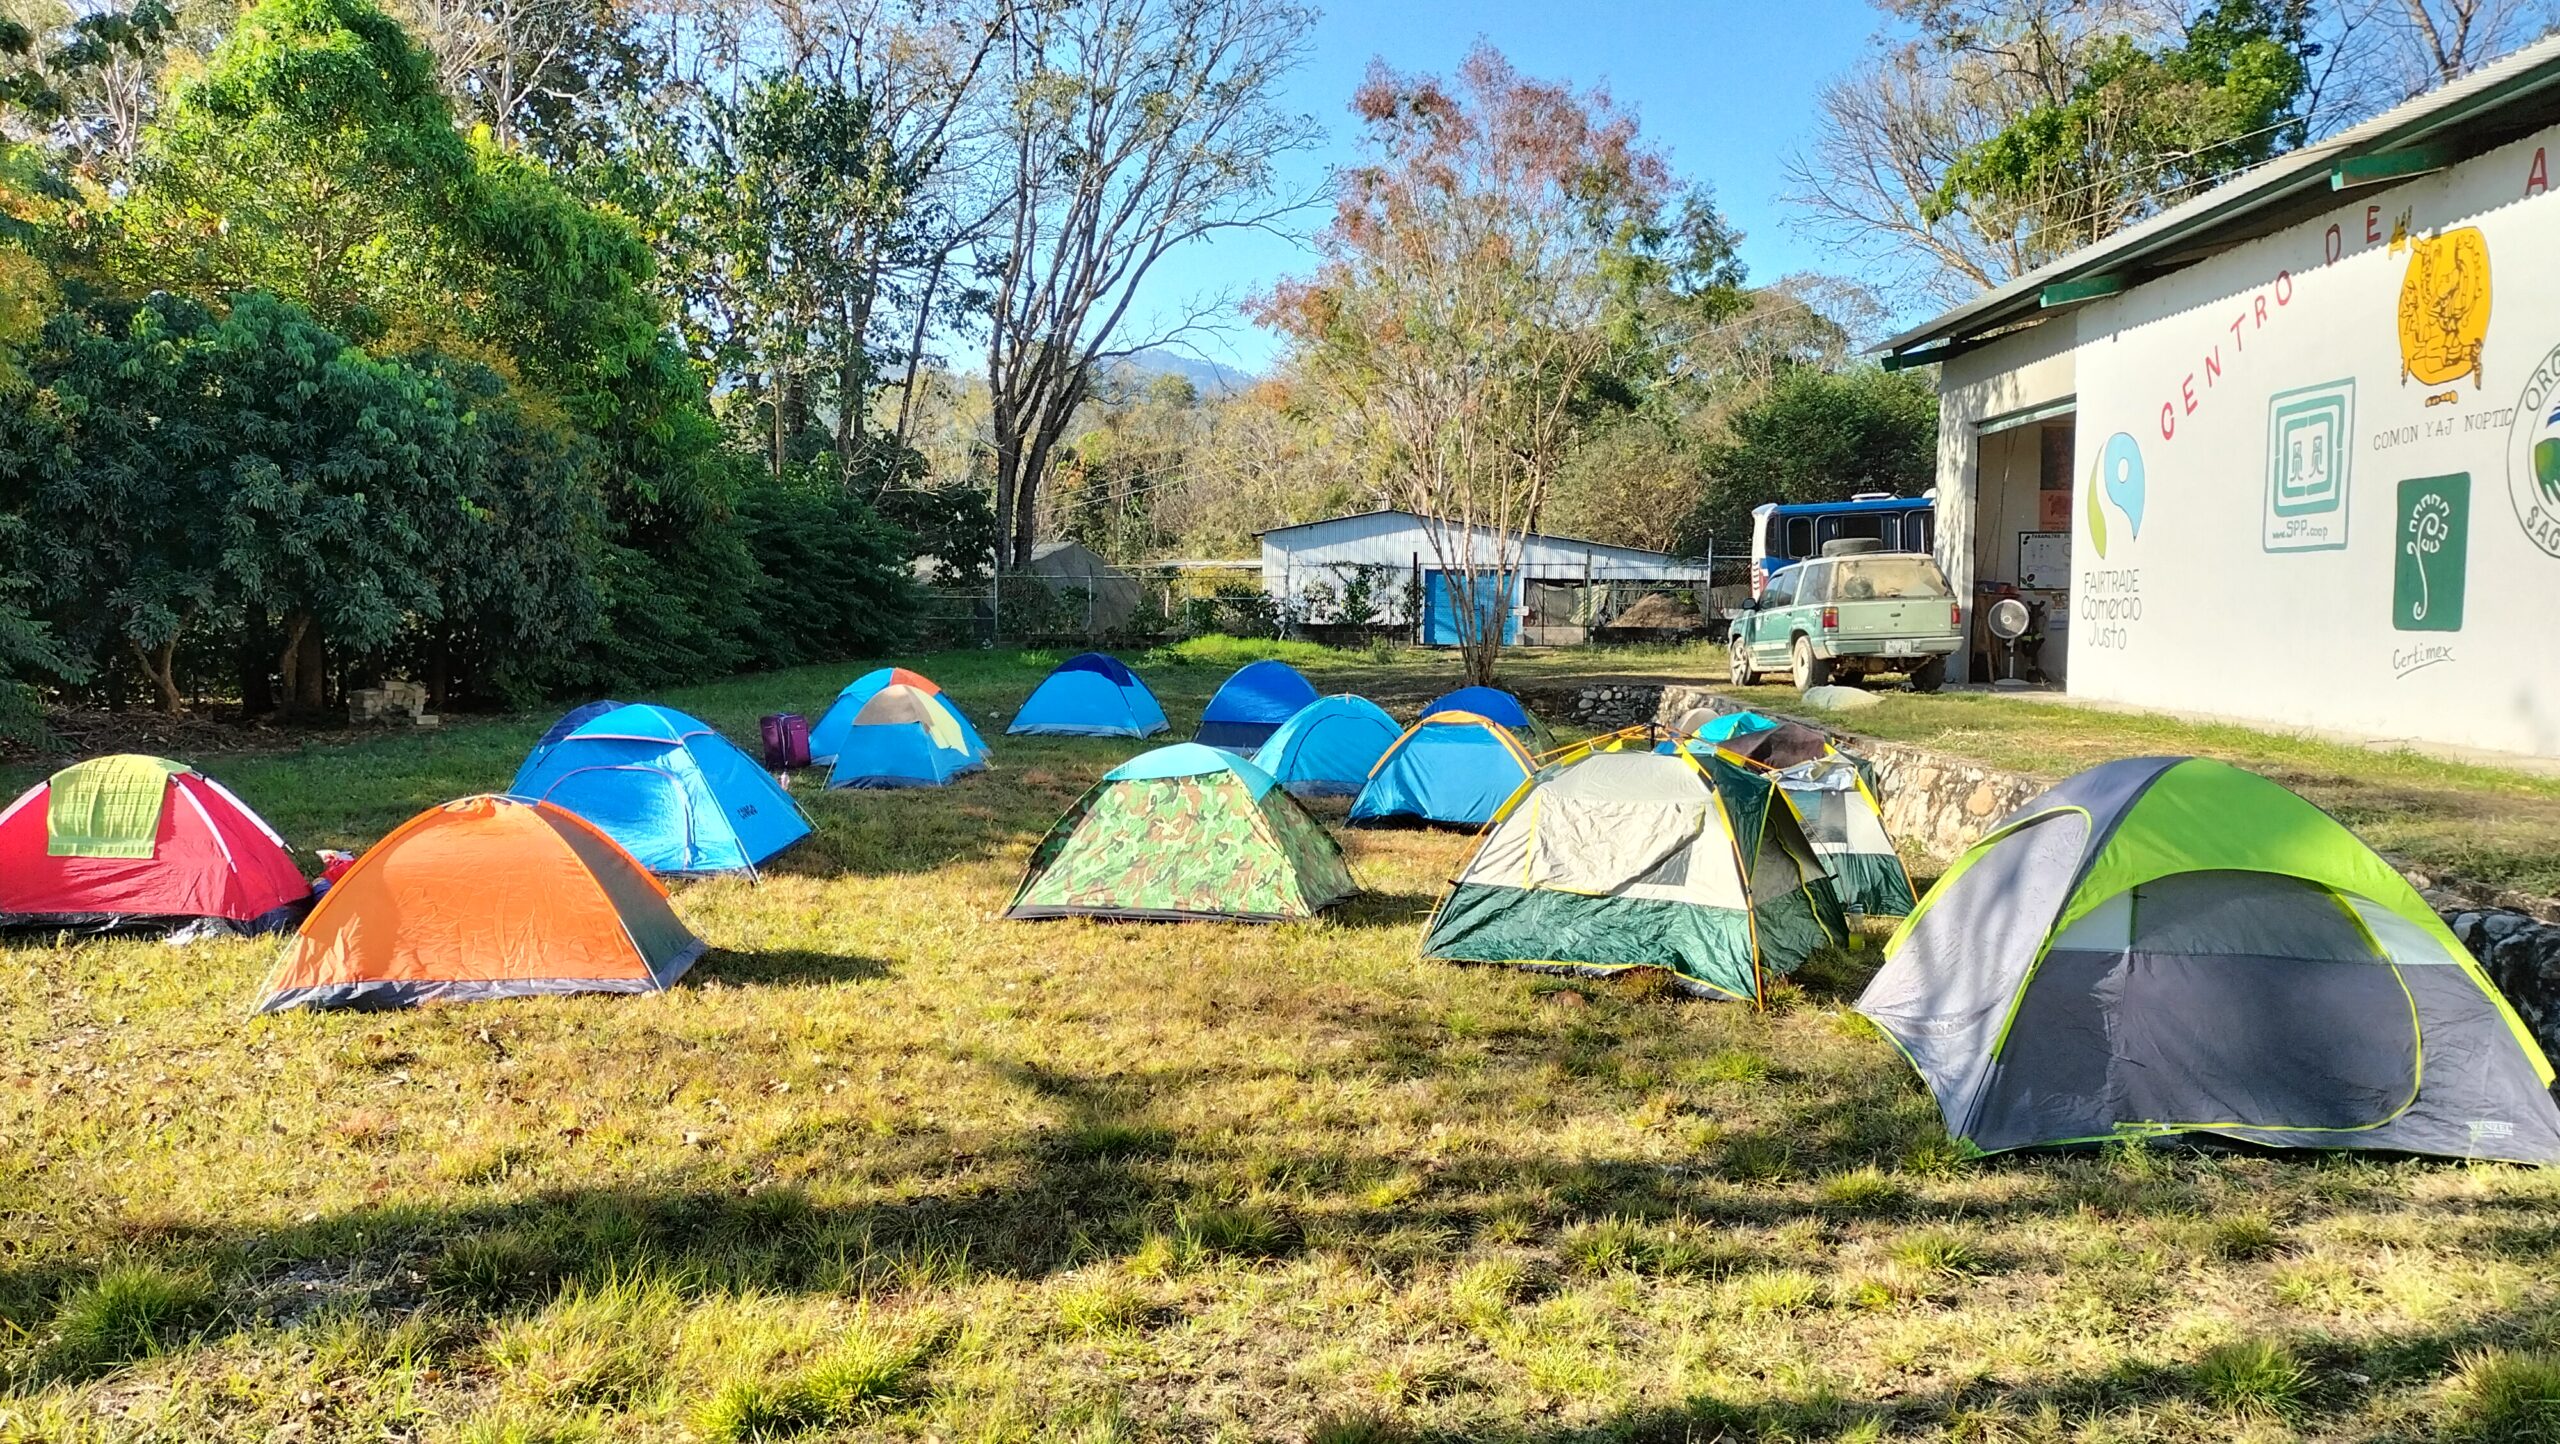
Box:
[2510,342,2560,559]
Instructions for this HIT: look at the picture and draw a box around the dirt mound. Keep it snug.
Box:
[1607,592,1703,630]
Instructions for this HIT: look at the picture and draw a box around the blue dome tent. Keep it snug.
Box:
[1250,695,1402,797]
[527,699,625,764]
[1195,660,1320,751]
[1418,686,1547,744]
[1007,653,1169,738]
[507,704,811,876]
[809,668,988,779]
[824,678,990,789]
[1350,711,1537,828]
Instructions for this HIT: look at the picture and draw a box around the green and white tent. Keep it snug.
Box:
[1006,743,1356,923]
[1858,756,2560,1162]
[1421,735,1846,1003]
[1769,754,1916,920]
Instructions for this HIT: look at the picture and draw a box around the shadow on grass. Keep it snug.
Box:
[693,947,895,988]
[1373,1306,2556,1443]
[1333,889,1443,931]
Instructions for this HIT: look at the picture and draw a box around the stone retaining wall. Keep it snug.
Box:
[1518,682,1664,732]
[1648,682,2560,1061]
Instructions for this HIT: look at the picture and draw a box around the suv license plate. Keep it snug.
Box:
[1883,641,1917,658]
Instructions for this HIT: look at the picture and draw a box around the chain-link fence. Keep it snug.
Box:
[921,555,1757,650]
[915,564,1284,649]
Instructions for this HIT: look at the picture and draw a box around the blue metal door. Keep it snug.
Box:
[1422,570,1517,646]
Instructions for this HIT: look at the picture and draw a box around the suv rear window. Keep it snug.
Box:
[1829,557,1951,601]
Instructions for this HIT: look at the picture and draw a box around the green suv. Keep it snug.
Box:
[1729,549,1961,693]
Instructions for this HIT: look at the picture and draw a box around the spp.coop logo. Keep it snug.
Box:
[2086,432,2146,559]
[2509,342,2560,559]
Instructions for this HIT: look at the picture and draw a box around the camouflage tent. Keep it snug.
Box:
[1007,744,1357,923]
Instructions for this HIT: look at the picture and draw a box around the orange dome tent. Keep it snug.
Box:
[256,795,704,1013]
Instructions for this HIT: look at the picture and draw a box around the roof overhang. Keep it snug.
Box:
[1881,35,2560,370]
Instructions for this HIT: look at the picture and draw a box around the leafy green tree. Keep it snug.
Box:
[390,351,603,708]
[1926,0,2314,263]
[1680,366,1940,557]
[1,292,478,711]
[103,0,466,340]
[99,0,836,694]
[0,0,192,180]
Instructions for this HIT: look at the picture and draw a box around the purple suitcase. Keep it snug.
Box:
[760,712,811,771]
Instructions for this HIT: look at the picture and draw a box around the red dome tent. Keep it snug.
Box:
[0,755,311,932]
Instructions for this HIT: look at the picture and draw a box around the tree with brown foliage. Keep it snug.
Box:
[1259,44,1724,684]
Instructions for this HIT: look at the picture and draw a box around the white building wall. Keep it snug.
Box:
[2058,124,2560,756]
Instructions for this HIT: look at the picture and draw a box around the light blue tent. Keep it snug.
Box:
[824,677,990,790]
[1007,653,1170,738]
[1196,660,1320,751]
[507,703,811,876]
[809,667,989,782]
[1420,686,1540,735]
[1350,710,1537,828]
[529,699,625,762]
[1250,695,1402,797]
[1694,710,1778,743]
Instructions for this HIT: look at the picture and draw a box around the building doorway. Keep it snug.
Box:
[1970,408,2075,685]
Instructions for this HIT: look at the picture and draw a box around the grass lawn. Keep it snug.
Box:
[8,645,2560,1442]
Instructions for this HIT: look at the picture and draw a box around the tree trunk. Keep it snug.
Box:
[428,635,451,712]
[833,288,875,479]
[293,619,328,714]
[771,372,800,478]
[1009,443,1043,569]
[239,611,274,717]
[891,255,948,449]
[130,638,182,715]
[991,423,1021,571]
[276,610,311,718]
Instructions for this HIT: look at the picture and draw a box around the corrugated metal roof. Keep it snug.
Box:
[1882,33,2560,363]
[1256,508,1702,563]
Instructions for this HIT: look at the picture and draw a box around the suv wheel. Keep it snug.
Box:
[1908,655,1947,692]
[1728,642,1758,687]
[1791,635,1833,692]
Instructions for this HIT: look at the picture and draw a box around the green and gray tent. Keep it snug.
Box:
[1006,743,1356,923]
[1769,754,1916,920]
[1858,756,2560,1163]
[1421,734,1846,1004]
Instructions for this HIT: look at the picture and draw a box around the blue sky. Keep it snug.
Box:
[1136,0,1895,376]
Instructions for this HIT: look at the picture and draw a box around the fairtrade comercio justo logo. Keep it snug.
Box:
[2085,431,2146,559]
[2510,342,2560,559]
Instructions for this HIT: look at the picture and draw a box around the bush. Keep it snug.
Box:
[733,469,920,669]
[692,1324,930,1440]
[1176,578,1282,639]
[45,1263,219,1377]
[2442,1349,2560,1442]
[2192,1337,2309,1417]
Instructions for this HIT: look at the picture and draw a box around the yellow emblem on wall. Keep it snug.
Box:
[2397,226,2491,390]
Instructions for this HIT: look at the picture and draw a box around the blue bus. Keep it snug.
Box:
[1747,493,1937,596]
